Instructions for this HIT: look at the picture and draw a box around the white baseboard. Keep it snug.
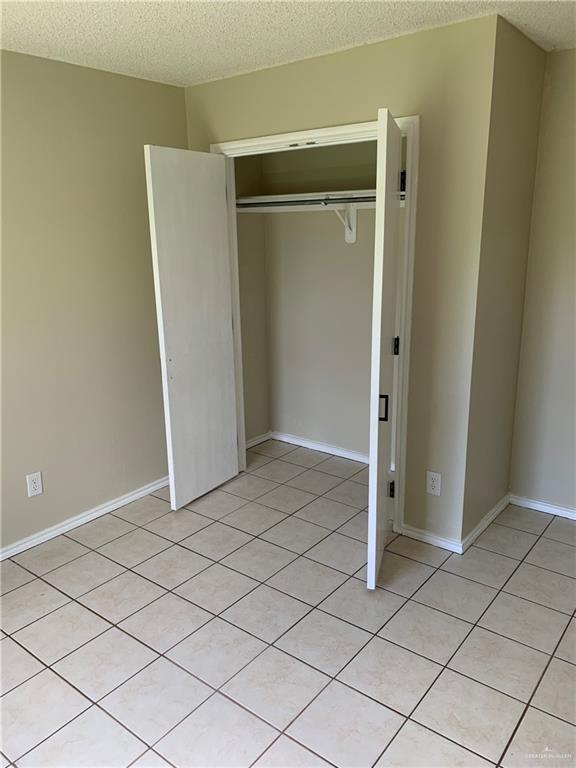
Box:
[1,476,169,561]
[509,495,576,520]
[246,430,368,463]
[246,432,273,449]
[270,432,369,464]
[460,493,511,552]
[399,524,463,554]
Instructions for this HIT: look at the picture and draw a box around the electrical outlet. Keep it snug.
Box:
[26,472,43,497]
[426,470,441,496]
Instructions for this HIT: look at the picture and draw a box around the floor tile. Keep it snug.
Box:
[250,439,298,459]
[119,593,211,652]
[533,658,576,724]
[113,495,170,526]
[315,456,367,479]
[43,551,125,598]
[0,579,69,634]
[526,537,576,579]
[267,558,348,605]
[181,522,252,560]
[12,601,111,664]
[258,485,317,514]
[376,719,492,767]
[325,480,368,509]
[287,469,342,495]
[101,657,211,744]
[1,637,44,694]
[502,707,576,768]
[53,627,157,700]
[134,545,212,589]
[254,736,332,767]
[413,570,497,622]
[175,563,258,614]
[252,459,306,483]
[223,647,329,729]
[221,502,287,534]
[97,528,171,568]
[246,450,275,471]
[474,522,538,560]
[1,669,90,762]
[305,532,367,574]
[385,536,450,567]
[260,516,329,553]
[66,514,135,548]
[479,591,570,653]
[337,511,368,542]
[144,508,212,542]
[295,496,358,530]
[276,609,369,676]
[543,516,576,547]
[413,669,524,762]
[351,466,369,485]
[0,560,35,595]
[223,585,309,643]
[78,571,165,623]
[287,681,403,768]
[223,538,297,581]
[320,578,405,632]
[156,693,277,768]
[282,446,332,468]
[555,618,576,664]
[152,486,170,502]
[13,536,88,576]
[17,706,146,768]
[358,552,435,597]
[379,600,471,664]
[131,750,172,767]
[222,474,279,500]
[495,505,553,535]
[449,626,549,701]
[441,546,519,588]
[186,488,247,519]
[167,617,266,687]
[504,563,576,614]
[339,636,441,715]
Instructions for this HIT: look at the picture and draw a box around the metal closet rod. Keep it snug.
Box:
[236,195,376,209]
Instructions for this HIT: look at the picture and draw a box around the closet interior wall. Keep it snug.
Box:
[235,142,404,458]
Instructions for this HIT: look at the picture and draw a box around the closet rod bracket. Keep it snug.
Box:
[333,204,357,244]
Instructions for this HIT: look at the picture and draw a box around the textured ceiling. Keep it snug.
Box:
[1,1,575,87]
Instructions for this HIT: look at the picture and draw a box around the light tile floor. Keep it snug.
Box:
[1,439,575,767]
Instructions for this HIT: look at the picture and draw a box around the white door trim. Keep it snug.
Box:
[211,116,419,533]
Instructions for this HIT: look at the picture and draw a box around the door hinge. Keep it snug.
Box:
[388,481,395,499]
[393,336,400,356]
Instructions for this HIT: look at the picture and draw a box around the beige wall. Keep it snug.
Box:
[511,49,576,510]
[187,17,497,539]
[462,19,545,536]
[265,210,375,454]
[1,51,187,546]
[237,213,271,439]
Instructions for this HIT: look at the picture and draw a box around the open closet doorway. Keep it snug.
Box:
[144,110,419,588]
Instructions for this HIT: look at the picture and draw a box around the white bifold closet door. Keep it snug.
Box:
[367,110,403,589]
[144,146,239,510]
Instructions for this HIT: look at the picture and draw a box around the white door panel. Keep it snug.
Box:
[144,145,239,510]
[367,110,402,588]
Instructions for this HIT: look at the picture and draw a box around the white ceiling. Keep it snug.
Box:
[1,1,575,87]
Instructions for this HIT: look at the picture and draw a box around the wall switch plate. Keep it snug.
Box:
[26,472,43,497]
[426,470,441,496]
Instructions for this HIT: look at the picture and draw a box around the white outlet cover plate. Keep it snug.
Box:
[426,470,441,496]
[26,471,43,497]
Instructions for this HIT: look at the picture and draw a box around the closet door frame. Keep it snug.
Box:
[211,115,420,535]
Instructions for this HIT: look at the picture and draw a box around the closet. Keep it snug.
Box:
[144,109,418,587]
